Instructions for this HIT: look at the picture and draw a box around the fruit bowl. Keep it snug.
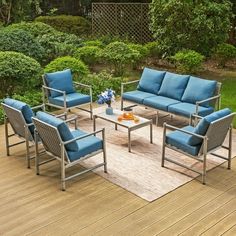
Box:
[117,112,139,123]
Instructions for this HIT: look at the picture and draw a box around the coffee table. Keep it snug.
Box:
[93,109,153,152]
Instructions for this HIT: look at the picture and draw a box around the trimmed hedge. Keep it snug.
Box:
[0,27,44,62]
[44,56,89,80]
[35,15,91,36]
[0,51,43,97]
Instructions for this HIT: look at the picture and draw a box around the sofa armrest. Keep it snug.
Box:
[195,94,221,114]
[189,113,203,126]
[121,80,140,95]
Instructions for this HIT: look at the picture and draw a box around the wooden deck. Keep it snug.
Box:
[1,123,236,236]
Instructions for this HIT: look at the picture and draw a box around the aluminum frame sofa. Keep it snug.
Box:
[121,68,221,122]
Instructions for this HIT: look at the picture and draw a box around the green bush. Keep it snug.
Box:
[37,31,82,64]
[100,41,140,76]
[7,22,56,37]
[0,51,43,97]
[213,43,236,67]
[84,40,105,48]
[12,90,43,106]
[0,27,44,62]
[150,0,232,55]
[35,15,91,36]
[74,46,102,65]
[145,41,166,58]
[44,56,89,80]
[171,50,205,74]
[0,106,4,125]
[80,71,124,101]
[128,43,149,69]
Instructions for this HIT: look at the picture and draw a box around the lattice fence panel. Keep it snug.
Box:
[92,3,153,43]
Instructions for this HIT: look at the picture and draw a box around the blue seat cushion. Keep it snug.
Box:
[182,76,217,107]
[158,72,190,100]
[166,125,201,156]
[67,129,103,162]
[36,111,78,152]
[49,92,91,108]
[188,108,232,146]
[168,103,214,118]
[4,98,34,124]
[143,96,180,111]
[45,69,75,98]
[137,68,166,94]
[122,90,156,104]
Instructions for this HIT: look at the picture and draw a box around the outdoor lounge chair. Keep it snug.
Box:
[32,111,107,191]
[42,69,93,119]
[1,98,45,168]
[162,108,235,184]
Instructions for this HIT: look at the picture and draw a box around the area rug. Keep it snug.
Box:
[76,105,236,202]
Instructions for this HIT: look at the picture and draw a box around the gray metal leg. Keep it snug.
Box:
[161,124,167,167]
[4,117,10,156]
[202,138,207,184]
[102,128,107,173]
[35,132,40,175]
[90,102,93,120]
[228,126,232,169]
[93,115,96,136]
[128,129,131,152]
[115,123,118,131]
[150,123,153,144]
[61,145,66,191]
[25,126,30,168]
[121,98,124,111]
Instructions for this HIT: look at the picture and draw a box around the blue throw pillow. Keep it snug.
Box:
[45,69,75,98]
[137,68,166,94]
[188,108,231,146]
[158,72,190,100]
[36,111,78,152]
[4,98,34,124]
[182,76,217,107]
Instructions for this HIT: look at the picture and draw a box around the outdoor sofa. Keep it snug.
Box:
[121,68,221,122]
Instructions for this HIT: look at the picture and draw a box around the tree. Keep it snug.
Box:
[0,0,42,25]
[150,0,233,56]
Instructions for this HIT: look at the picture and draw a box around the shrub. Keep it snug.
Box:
[145,41,166,58]
[7,21,56,37]
[80,71,124,101]
[213,43,236,67]
[74,46,102,65]
[84,40,105,48]
[0,27,44,62]
[44,56,89,80]
[171,50,205,74]
[37,31,82,64]
[12,90,43,106]
[100,41,140,76]
[0,51,43,97]
[128,43,149,69]
[35,15,91,36]
[150,0,233,55]
[0,106,4,125]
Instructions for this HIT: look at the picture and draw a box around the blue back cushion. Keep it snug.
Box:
[4,98,34,124]
[188,108,231,146]
[36,111,78,152]
[45,69,75,98]
[137,68,166,95]
[182,76,217,107]
[158,72,190,100]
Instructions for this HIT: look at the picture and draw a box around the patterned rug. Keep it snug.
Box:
[77,105,236,202]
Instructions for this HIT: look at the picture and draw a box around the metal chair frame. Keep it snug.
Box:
[42,75,93,119]
[1,103,45,168]
[120,80,222,125]
[33,117,107,191]
[162,113,235,184]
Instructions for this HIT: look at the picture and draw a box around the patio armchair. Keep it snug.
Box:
[162,108,235,184]
[42,69,93,119]
[32,111,107,191]
[1,98,45,168]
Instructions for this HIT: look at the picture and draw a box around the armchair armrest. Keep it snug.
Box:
[190,113,203,126]
[63,128,105,145]
[121,80,140,95]
[163,123,205,140]
[64,116,78,129]
[42,85,66,95]
[195,94,221,114]
[73,82,92,101]
[31,104,45,111]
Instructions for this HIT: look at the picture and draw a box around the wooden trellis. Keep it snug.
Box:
[92,3,153,43]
